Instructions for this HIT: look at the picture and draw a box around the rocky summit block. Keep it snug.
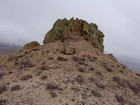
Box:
[23,41,40,49]
[43,18,104,52]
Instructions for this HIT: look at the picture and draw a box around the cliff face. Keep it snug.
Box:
[43,18,104,52]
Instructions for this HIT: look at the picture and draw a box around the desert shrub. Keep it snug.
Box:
[95,82,105,89]
[0,85,7,94]
[46,82,59,91]
[117,65,121,68]
[122,64,126,69]
[77,67,85,72]
[128,83,140,94]
[7,54,23,62]
[113,77,140,94]
[71,87,81,93]
[72,56,79,62]
[14,62,19,66]
[0,72,5,78]
[0,99,8,105]
[24,51,30,55]
[79,58,86,62]
[50,91,58,98]
[7,55,18,62]
[78,61,86,66]
[17,55,23,59]
[8,71,13,74]
[119,69,125,74]
[135,73,140,77]
[113,77,121,84]
[0,64,4,68]
[48,57,54,60]
[11,85,21,91]
[115,95,125,104]
[38,65,49,71]
[20,74,33,80]
[96,71,102,76]
[57,56,68,61]
[83,55,97,62]
[91,90,102,97]
[20,60,34,70]
[40,75,47,80]
[104,65,113,72]
[113,77,130,88]
[88,67,95,71]
[75,75,84,84]
[120,79,130,88]
[34,70,42,76]
[88,77,96,83]
[89,56,97,62]
[22,60,34,67]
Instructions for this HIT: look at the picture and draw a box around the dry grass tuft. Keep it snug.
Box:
[20,60,34,69]
[46,83,59,91]
[0,85,7,94]
[0,72,5,78]
[57,56,68,61]
[77,67,85,72]
[20,74,33,81]
[72,56,79,62]
[75,75,84,84]
[115,95,125,104]
[128,83,140,94]
[95,82,105,89]
[11,85,21,91]
[0,99,8,105]
[48,57,54,60]
[91,90,102,97]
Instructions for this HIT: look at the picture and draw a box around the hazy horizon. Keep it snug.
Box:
[0,0,140,59]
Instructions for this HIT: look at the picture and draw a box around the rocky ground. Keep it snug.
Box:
[0,39,140,105]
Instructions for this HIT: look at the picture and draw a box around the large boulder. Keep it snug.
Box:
[23,41,40,49]
[43,18,104,52]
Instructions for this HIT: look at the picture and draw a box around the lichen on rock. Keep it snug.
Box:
[23,41,40,49]
[43,18,104,52]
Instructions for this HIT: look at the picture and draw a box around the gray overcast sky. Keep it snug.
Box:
[0,0,140,59]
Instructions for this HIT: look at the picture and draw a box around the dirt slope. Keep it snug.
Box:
[0,39,140,105]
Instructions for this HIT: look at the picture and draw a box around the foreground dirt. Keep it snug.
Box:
[0,40,140,105]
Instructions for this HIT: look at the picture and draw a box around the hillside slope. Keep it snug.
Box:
[0,40,140,105]
[0,18,140,105]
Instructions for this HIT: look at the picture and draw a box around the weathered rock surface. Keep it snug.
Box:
[43,18,104,52]
[23,41,40,49]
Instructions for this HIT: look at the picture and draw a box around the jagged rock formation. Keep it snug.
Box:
[0,18,140,105]
[23,41,40,49]
[43,18,104,52]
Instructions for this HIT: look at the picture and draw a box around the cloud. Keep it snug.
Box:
[0,0,140,59]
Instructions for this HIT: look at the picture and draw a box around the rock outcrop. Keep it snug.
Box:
[43,18,104,52]
[23,41,40,49]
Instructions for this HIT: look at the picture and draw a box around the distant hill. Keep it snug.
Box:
[0,43,21,55]
[114,54,140,73]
